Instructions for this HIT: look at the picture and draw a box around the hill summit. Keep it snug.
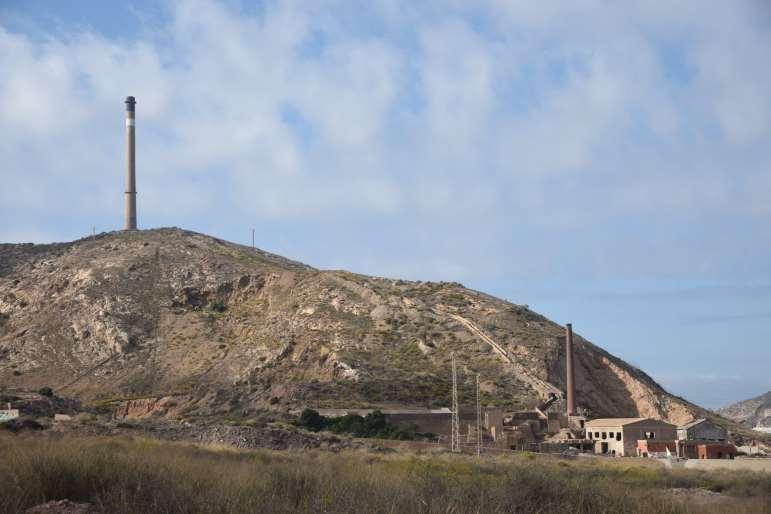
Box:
[1,228,700,423]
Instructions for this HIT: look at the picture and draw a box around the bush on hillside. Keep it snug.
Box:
[207,299,226,313]
[297,408,326,432]
[296,409,434,440]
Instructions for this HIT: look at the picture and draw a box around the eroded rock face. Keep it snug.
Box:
[26,500,93,514]
[718,391,771,432]
[0,228,702,424]
[113,396,189,419]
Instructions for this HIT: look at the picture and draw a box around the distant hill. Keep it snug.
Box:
[0,228,715,424]
[718,391,771,434]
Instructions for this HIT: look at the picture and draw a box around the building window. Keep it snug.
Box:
[602,432,607,440]
[595,432,600,438]
[616,432,621,441]
[609,432,614,438]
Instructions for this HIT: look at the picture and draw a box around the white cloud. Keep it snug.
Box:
[0,0,770,280]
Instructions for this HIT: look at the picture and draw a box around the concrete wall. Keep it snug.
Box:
[697,443,736,459]
[484,408,504,441]
[678,459,771,473]
[587,422,677,456]
[379,413,445,435]
[385,411,484,436]
[587,426,626,455]
[623,425,677,456]
[637,440,676,457]
[313,408,497,438]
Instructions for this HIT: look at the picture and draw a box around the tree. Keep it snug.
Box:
[298,408,326,432]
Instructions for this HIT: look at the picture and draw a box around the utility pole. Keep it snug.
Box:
[476,373,481,457]
[91,226,96,240]
[451,352,460,453]
[251,228,255,249]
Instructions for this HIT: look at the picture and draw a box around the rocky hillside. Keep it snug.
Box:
[0,228,705,424]
[718,392,771,434]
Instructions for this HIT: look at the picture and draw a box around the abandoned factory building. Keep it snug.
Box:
[585,418,677,457]
[676,418,727,441]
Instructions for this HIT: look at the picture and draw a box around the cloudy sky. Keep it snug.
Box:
[2,0,770,409]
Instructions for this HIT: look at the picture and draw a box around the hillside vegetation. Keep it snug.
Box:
[2,434,770,513]
[1,228,705,423]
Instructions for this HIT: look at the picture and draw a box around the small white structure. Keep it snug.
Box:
[54,414,73,422]
[0,403,19,423]
[736,444,767,456]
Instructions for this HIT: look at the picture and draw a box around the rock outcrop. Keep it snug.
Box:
[26,500,93,514]
[1,228,705,424]
[718,391,771,433]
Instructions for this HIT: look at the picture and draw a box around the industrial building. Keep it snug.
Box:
[677,440,736,459]
[585,418,677,456]
[677,418,727,441]
[675,418,735,459]
[307,322,740,460]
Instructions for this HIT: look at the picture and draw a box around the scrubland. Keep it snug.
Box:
[1,433,769,513]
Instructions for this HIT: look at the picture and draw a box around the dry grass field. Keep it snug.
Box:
[1,433,770,513]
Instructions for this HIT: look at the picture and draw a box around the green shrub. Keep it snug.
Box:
[295,409,434,441]
[297,408,326,432]
[208,299,226,313]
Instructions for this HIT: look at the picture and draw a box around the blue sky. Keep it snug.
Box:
[1,0,770,409]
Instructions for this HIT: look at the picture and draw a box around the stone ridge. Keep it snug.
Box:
[0,228,716,426]
[718,391,771,432]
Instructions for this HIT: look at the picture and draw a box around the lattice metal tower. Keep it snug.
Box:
[451,352,460,453]
[476,373,482,457]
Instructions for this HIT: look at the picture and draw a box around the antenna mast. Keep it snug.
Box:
[451,352,460,453]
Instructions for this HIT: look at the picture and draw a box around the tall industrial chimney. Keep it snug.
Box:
[565,323,576,415]
[124,96,137,230]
